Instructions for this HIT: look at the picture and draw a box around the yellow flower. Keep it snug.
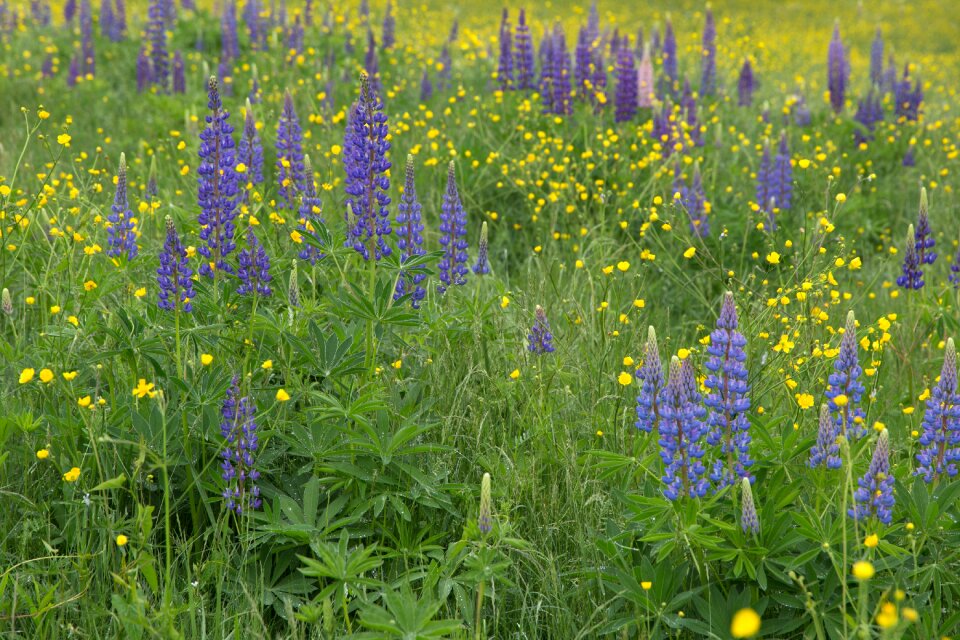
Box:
[276,389,291,402]
[852,560,875,580]
[50,305,61,314]
[683,246,696,259]
[39,368,54,383]
[835,193,847,203]
[640,581,652,590]
[37,448,50,460]
[875,602,898,629]
[83,280,97,291]
[57,133,72,146]
[392,359,402,369]
[116,534,129,547]
[200,354,214,366]
[509,369,520,380]
[132,379,157,399]
[730,608,761,638]
[63,371,78,381]
[623,356,634,366]
[833,394,848,407]
[902,607,918,623]
[19,368,35,384]
[134,287,147,298]
[864,533,879,548]
[766,252,781,265]
[63,466,81,482]
[77,395,92,407]
[616,261,630,272]
[500,296,510,309]
[795,393,814,410]
[618,372,633,386]
[601,265,614,275]
[261,360,273,370]
[677,348,690,360]
[236,162,247,173]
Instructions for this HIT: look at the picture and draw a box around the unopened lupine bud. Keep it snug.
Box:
[740,477,759,535]
[478,472,492,534]
[1,288,13,316]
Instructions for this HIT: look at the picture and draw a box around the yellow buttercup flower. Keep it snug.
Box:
[730,608,761,638]
[617,372,632,386]
[116,534,129,547]
[63,467,81,482]
[37,448,50,460]
[852,561,875,580]
[132,379,157,399]
[200,354,214,366]
[19,368,35,384]
[39,368,54,383]
[509,369,520,380]
[276,389,291,402]
[864,533,879,548]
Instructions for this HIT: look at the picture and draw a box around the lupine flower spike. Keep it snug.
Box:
[740,477,759,534]
[810,403,842,469]
[478,472,492,534]
[527,305,555,355]
[705,292,753,488]
[107,153,137,260]
[700,7,716,96]
[897,224,923,290]
[635,326,664,434]
[827,21,848,114]
[437,161,469,293]
[344,71,392,261]
[916,338,960,482]
[297,155,325,265]
[157,216,195,312]
[913,187,936,267]
[220,376,262,514]
[472,221,490,275]
[236,228,272,297]
[276,90,305,210]
[237,99,265,188]
[826,311,867,440]
[394,155,426,307]
[197,76,240,278]
[659,357,709,499]
[850,429,894,524]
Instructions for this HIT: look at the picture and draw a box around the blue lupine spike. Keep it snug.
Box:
[659,357,710,499]
[914,187,936,266]
[220,376,262,514]
[916,338,960,482]
[197,76,240,278]
[824,311,868,441]
[700,8,716,96]
[437,161,468,293]
[236,228,272,297]
[810,403,842,469]
[157,216,194,312]
[635,326,664,434]
[705,292,753,489]
[897,224,923,289]
[276,90,306,210]
[738,59,754,107]
[381,0,394,49]
[614,37,636,122]
[497,9,513,90]
[514,9,535,90]
[472,221,490,275]
[238,99,265,186]
[527,305,555,355]
[147,0,168,90]
[849,429,894,524]
[107,153,137,260]
[870,28,883,86]
[394,154,426,307]
[343,72,392,261]
[660,17,677,96]
[740,477,760,534]
[827,21,847,114]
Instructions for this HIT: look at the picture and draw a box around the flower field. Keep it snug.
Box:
[2,0,960,637]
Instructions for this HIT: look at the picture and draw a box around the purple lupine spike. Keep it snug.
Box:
[243,0,262,50]
[303,0,311,26]
[420,69,433,101]
[358,0,368,20]
[637,44,654,108]
[705,292,753,489]
[157,216,194,312]
[916,338,960,482]
[497,9,513,90]
[701,8,716,96]
[236,228,272,297]
[793,94,812,126]
[220,376,262,514]
[248,71,262,104]
[381,0,394,49]
[181,0,194,10]
[276,90,305,210]
[585,0,599,46]
[614,39,637,122]
[538,31,555,113]
[609,27,620,57]
[285,17,304,60]
[756,140,773,213]
[740,477,760,534]
[99,0,113,38]
[394,155,426,307]
[810,403,842,469]
[146,156,158,200]
[903,147,916,167]
[854,89,883,144]
[514,9,535,91]
[660,18,677,97]
[67,55,80,87]
[684,163,708,237]
[681,79,703,146]
[527,305,555,355]
[41,54,53,78]
[197,76,240,278]
[343,72,392,261]
[172,51,185,93]
[136,46,152,92]
[826,311,867,440]
[111,0,126,40]
[221,0,239,60]
[147,0,168,91]
[297,155,325,265]
[574,26,591,98]
[895,64,923,121]
[636,326,664,434]
[897,224,923,289]
[551,25,572,115]
[79,0,94,76]
[659,357,710,499]
[882,54,897,94]
[634,27,644,56]
[870,28,883,86]
[437,161,468,293]
[914,187,936,266]
[106,153,137,260]
[472,221,490,275]
[238,100,265,187]
[64,0,76,22]
[590,49,607,109]
[850,429,894,524]
[738,59,754,107]
[827,21,847,114]
[771,132,793,222]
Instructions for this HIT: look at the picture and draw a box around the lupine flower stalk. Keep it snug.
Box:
[740,477,759,534]
[513,9,535,90]
[172,51,185,93]
[472,221,490,275]
[870,28,884,86]
[276,90,306,210]
[497,9,513,90]
[738,59,754,107]
[297,155,325,265]
[660,18,677,97]
[849,429,894,524]
[897,224,923,289]
[197,76,241,278]
[705,292,753,489]
[614,40,637,122]
[437,161,468,293]
[916,338,960,482]
[825,311,868,441]
[136,46,151,92]
[913,187,936,267]
[236,228,272,297]
[147,0,168,91]
[394,154,426,307]
[343,72,392,261]
[700,8,716,96]
[220,376,262,514]
[381,0,394,49]
[527,305,555,355]
[237,100,265,188]
[635,326,664,434]
[827,21,847,114]
[659,357,709,499]
[106,153,137,260]
[157,216,194,312]
[550,26,572,115]
[478,472,492,534]
[809,403,842,469]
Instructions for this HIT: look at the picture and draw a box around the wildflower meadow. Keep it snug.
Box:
[2,0,960,637]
